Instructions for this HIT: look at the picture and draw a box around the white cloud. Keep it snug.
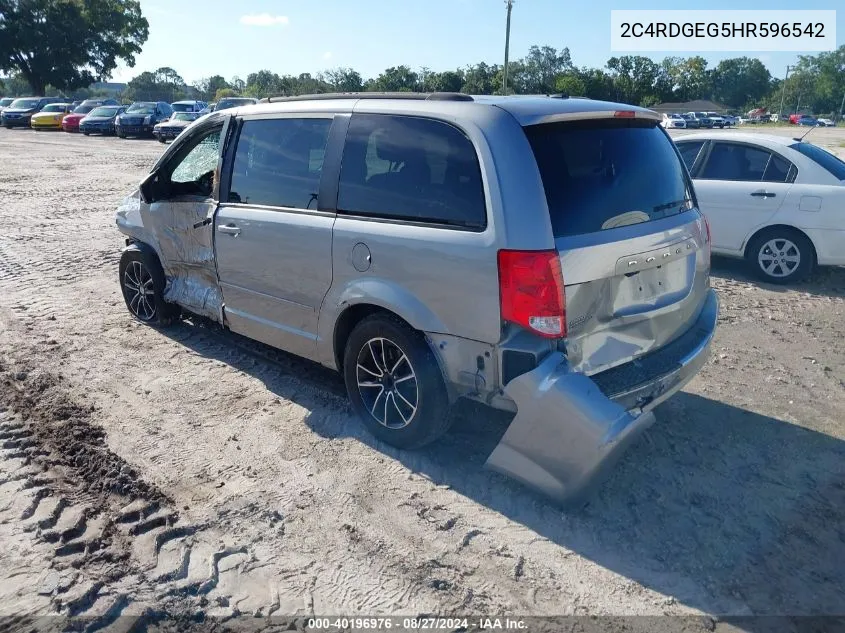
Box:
[240,13,290,26]
[322,51,333,60]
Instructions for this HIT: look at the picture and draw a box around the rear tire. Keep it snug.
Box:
[118,248,180,327]
[343,314,451,449]
[746,228,814,284]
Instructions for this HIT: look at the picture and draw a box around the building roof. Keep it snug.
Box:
[651,99,728,113]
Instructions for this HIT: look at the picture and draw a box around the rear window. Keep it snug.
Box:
[525,119,694,237]
[789,142,845,180]
[337,114,487,229]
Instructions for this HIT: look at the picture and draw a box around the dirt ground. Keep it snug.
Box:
[0,126,843,631]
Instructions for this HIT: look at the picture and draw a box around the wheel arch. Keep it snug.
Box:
[122,240,168,286]
[330,302,455,401]
[743,224,818,266]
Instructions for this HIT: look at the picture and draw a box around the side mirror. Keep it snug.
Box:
[139,172,158,204]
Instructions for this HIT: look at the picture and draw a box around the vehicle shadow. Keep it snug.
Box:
[711,255,845,299]
[163,320,845,620]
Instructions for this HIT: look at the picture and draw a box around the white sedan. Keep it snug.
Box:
[674,132,845,283]
[661,113,687,129]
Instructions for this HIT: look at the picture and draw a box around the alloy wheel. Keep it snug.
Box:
[355,337,419,429]
[123,260,157,321]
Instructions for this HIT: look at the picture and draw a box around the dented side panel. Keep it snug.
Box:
[115,117,232,323]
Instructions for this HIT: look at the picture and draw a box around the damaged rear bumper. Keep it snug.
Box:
[486,289,718,505]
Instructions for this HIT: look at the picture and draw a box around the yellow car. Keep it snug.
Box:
[30,103,75,130]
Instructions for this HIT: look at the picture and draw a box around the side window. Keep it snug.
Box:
[337,114,487,229]
[228,117,332,209]
[677,141,705,173]
[168,126,223,194]
[762,152,795,183]
[700,143,774,182]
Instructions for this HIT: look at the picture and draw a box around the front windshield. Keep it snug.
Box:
[74,105,96,114]
[10,98,40,109]
[172,112,199,122]
[88,107,119,117]
[171,103,194,112]
[127,103,156,114]
[42,104,67,113]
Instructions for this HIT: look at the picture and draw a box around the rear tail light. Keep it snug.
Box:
[614,110,636,118]
[497,250,566,338]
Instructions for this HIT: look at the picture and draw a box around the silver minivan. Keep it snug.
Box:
[115,93,718,503]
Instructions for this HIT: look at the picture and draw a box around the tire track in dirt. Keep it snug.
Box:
[0,367,271,628]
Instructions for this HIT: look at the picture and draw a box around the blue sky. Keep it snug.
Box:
[112,0,843,84]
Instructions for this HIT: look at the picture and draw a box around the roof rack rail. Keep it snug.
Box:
[259,92,474,104]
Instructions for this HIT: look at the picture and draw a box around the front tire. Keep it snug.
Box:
[343,314,451,449]
[746,228,814,284]
[118,248,180,326]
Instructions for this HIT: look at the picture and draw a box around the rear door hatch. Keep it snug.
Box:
[524,113,711,376]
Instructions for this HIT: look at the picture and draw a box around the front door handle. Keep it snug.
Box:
[217,224,241,236]
[750,191,776,198]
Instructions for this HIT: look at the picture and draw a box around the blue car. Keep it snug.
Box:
[114,101,174,138]
[797,115,819,126]
[79,105,128,136]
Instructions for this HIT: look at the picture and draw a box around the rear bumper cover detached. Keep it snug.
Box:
[486,288,718,504]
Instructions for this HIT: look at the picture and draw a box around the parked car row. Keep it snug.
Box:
[0,95,258,142]
[661,112,738,130]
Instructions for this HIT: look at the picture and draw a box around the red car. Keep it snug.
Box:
[62,99,119,132]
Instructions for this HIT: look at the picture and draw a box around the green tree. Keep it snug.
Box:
[370,66,418,92]
[790,45,845,115]
[194,75,229,102]
[578,67,615,101]
[319,67,363,92]
[522,45,573,94]
[244,70,284,98]
[711,57,772,109]
[554,73,586,96]
[429,70,464,93]
[214,87,238,101]
[462,62,499,94]
[0,72,32,96]
[605,55,660,105]
[125,67,186,102]
[0,0,148,95]
[673,56,711,101]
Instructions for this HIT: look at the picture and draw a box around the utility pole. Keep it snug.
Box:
[778,65,792,117]
[839,89,845,124]
[502,0,514,94]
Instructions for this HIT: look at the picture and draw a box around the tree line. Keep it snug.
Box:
[1,2,843,116]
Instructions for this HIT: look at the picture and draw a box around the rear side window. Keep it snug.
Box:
[700,143,795,183]
[337,114,487,229]
[525,119,693,237]
[677,140,706,172]
[789,142,845,180]
[228,118,332,209]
